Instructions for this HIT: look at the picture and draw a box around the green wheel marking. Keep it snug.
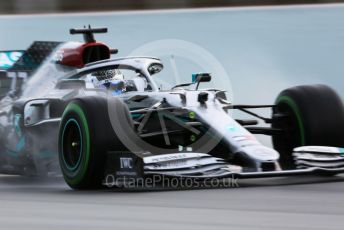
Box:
[61,103,91,185]
[276,95,305,145]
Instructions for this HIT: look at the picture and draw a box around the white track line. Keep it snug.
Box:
[0,3,344,19]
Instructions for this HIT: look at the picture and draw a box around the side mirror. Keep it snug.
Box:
[148,63,163,75]
[192,73,212,90]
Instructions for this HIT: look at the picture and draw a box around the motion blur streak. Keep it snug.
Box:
[1,4,344,105]
[0,175,344,230]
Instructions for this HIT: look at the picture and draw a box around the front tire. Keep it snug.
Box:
[58,96,132,189]
[272,84,344,169]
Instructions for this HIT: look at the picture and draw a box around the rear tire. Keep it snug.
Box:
[58,96,132,190]
[272,84,344,169]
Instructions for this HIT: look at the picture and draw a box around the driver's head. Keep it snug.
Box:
[92,69,123,82]
[107,80,125,95]
[91,69,125,94]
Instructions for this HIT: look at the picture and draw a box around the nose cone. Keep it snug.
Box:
[242,145,280,162]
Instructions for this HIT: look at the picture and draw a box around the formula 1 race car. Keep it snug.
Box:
[1,26,344,190]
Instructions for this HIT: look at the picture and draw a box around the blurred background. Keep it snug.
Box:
[0,0,344,14]
[1,1,344,147]
[1,0,344,106]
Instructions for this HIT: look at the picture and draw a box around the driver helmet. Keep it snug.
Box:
[91,69,125,95]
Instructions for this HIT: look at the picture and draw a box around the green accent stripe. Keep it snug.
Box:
[61,103,91,186]
[276,95,305,145]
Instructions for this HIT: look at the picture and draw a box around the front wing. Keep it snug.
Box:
[103,146,344,186]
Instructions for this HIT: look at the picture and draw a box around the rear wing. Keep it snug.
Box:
[0,50,24,97]
[7,41,62,78]
[0,50,24,70]
[0,41,62,99]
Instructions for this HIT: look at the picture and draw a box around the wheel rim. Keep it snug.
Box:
[62,118,83,171]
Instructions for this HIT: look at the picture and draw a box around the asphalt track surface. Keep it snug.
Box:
[0,174,344,230]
